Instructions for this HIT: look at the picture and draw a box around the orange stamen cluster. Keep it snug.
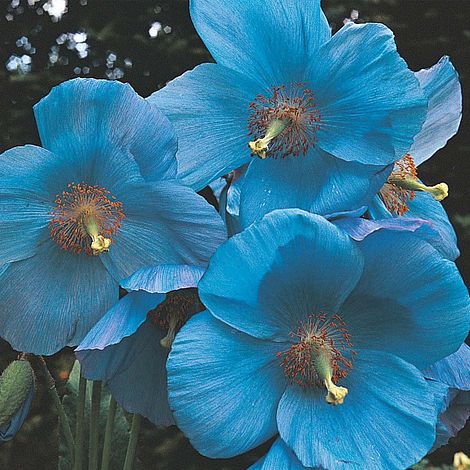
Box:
[49,182,125,255]
[248,83,321,159]
[379,154,418,216]
[277,313,355,388]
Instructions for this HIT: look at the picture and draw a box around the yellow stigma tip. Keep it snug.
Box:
[324,377,348,405]
[428,182,449,201]
[248,139,269,159]
[90,235,111,255]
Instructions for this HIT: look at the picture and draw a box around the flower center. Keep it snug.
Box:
[379,154,448,216]
[49,182,125,256]
[148,288,203,349]
[277,313,355,405]
[248,83,321,160]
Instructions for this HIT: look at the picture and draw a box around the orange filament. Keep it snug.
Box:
[379,154,417,216]
[148,288,203,348]
[49,182,125,256]
[248,83,321,159]
[277,313,355,389]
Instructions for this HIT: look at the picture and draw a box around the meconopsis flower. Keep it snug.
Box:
[369,56,462,261]
[0,78,226,355]
[75,265,205,426]
[149,0,428,227]
[167,210,470,469]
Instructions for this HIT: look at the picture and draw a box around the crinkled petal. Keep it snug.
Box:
[423,343,470,391]
[101,181,226,282]
[121,264,206,293]
[277,350,446,469]
[239,149,390,230]
[167,311,287,458]
[190,0,331,86]
[148,64,259,190]
[199,210,363,341]
[342,231,470,369]
[311,23,427,165]
[0,240,118,355]
[34,78,177,182]
[250,438,310,470]
[411,56,462,165]
[76,292,173,426]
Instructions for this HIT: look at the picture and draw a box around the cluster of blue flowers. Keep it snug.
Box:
[0,1,469,468]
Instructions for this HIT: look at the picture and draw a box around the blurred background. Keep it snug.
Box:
[0,0,468,468]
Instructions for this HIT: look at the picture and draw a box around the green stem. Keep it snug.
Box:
[39,357,75,467]
[123,414,141,470]
[100,396,117,470]
[88,381,102,470]
[74,373,87,470]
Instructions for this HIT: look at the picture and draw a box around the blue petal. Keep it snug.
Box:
[148,64,259,190]
[310,23,427,165]
[167,311,287,458]
[199,210,363,341]
[34,78,177,182]
[411,56,462,165]
[77,292,173,426]
[239,149,390,230]
[249,438,308,470]
[423,343,470,391]
[333,215,432,241]
[368,192,459,261]
[121,265,206,293]
[277,350,446,469]
[190,0,330,86]
[341,231,470,369]
[0,239,118,355]
[101,181,226,282]
[0,386,34,444]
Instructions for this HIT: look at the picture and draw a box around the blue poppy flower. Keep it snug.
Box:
[369,56,462,260]
[167,209,469,468]
[0,78,226,355]
[76,264,205,426]
[149,0,427,225]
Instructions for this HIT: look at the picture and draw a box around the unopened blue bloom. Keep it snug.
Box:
[370,56,462,260]
[149,0,427,226]
[0,78,225,355]
[167,210,469,469]
[76,264,205,426]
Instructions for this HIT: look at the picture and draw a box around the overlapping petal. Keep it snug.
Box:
[277,350,446,469]
[190,0,331,86]
[199,210,363,341]
[250,438,308,470]
[34,78,177,182]
[341,231,470,369]
[167,311,287,458]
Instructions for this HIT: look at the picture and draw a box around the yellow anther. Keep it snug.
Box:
[90,235,112,255]
[388,176,449,202]
[324,376,348,405]
[454,452,470,470]
[248,119,288,159]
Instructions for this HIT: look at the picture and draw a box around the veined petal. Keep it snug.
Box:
[277,350,446,469]
[121,264,205,293]
[76,293,173,426]
[199,210,363,341]
[411,56,462,165]
[34,78,177,182]
[239,149,390,229]
[249,438,309,470]
[101,181,226,282]
[190,0,331,86]
[342,231,470,369]
[0,240,118,355]
[148,63,259,190]
[167,311,287,458]
[311,23,427,165]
